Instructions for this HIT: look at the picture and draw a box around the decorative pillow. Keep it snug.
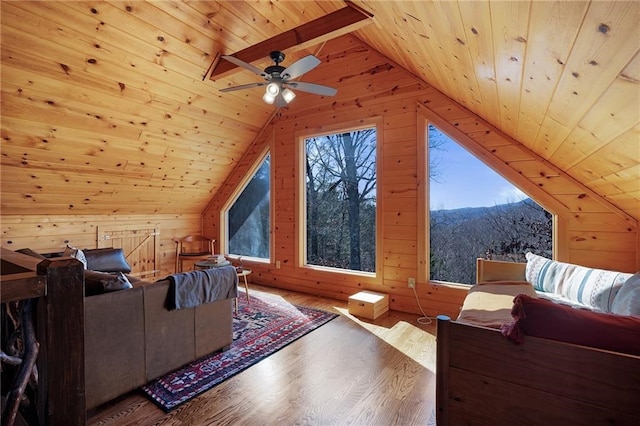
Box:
[63,245,88,269]
[611,273,640,317]
[83,248,132,273]
[84,270,133,296]
[525,252,631,312]
[501,294,640,355]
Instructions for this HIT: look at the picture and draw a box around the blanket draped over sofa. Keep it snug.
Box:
[167,266,238,310]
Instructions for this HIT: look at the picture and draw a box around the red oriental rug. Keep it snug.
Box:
[141,290,338,411]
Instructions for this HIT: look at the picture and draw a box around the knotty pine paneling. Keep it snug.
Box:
[203,35,637,319]
[1,214,206,277]
[2,2,638,314]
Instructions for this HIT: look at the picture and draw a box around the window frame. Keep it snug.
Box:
[417,107,559,285]
[221,145,273,264]
[295,117,384,279]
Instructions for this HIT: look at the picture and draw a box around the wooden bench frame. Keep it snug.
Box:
[436,258,640,424]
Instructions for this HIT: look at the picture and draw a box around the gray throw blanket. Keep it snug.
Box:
[167,266,238,310]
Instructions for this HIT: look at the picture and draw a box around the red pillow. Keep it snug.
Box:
[501,294,640,355]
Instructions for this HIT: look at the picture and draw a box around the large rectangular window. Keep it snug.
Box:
[227,154,270,260]
[304,128,377,273]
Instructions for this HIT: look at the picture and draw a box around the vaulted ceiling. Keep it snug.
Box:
[1,1,638,219]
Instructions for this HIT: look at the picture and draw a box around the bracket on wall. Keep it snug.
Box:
[206,2,373,81]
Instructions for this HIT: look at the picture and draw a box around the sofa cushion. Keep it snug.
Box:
[83,248,132,273]
[501,294,640,356]
[525,252,631,312]
[611,273,640,317]
[84,270,133,296]
[63,245,88,269]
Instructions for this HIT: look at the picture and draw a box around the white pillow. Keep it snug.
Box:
[611,273,640,317]
[525,252,631,312]
[63,245,87,269]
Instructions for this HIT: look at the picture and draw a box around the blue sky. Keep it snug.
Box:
[429,130,527,210]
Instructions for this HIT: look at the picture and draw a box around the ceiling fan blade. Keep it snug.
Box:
[282,55,321,80]
[287,81,337,96]
[221,55,268,78]
[219,82,266,93]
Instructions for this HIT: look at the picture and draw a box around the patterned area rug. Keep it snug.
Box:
[141,290,338,411]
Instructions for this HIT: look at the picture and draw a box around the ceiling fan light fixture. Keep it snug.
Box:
[263,82,281,105]
[282,88,296,103]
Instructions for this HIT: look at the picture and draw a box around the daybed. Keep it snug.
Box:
[18,247,238,410]
[436,253,640,425]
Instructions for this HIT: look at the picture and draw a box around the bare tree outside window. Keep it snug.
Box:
[305,128,377,272]
[227,154,270,259]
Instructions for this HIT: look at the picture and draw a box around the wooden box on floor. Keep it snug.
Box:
[348,291,389,320]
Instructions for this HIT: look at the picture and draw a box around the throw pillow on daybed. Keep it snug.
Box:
[611,273,640,317]
[501,294,640,356]
[525,252,632,313]
[84,270,133,296]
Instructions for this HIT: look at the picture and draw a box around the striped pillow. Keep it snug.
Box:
[525,252,631,312]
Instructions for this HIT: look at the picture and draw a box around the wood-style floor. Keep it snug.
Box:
[88,284,438,425]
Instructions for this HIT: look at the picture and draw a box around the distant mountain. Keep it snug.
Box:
[430,198,534,223]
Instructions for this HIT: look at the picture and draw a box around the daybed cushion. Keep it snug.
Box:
[83,248,132,273]
[525,252,632,312]
[501,294,640,356]
[611,273,640,317]
[457,281,537,328]
[84,270,133,296]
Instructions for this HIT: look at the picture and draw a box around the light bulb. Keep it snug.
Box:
[266,82,280,96]
[282,88,296,103]
[263,92,276,104]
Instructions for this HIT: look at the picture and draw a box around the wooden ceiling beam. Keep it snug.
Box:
[208,2,373,81]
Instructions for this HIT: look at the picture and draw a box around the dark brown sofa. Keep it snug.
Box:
[18,247,235,410]
[84,278,233,409]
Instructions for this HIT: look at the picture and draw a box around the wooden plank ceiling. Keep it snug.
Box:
[1,1,638,219]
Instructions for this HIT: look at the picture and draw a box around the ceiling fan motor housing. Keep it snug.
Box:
[269,51,286,64]
[265,65,286,78]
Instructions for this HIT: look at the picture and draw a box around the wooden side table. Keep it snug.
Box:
[235,268,251,313]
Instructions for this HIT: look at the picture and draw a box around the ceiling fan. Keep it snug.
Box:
[218,51,337,108]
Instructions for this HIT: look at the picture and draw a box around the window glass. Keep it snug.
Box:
[227,154,270,259]
[304,128,377,273]
[428,124,552,284]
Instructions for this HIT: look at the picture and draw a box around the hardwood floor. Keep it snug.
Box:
[88,284,438,425]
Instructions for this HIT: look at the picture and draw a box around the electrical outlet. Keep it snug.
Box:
[408,277,416,288]
[276,260,281,269]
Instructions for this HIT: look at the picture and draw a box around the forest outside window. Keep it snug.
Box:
[427,124,552,284]
[303,127,377,274]
[226,153,271,260]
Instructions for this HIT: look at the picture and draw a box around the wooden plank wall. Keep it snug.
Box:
[1,214,205,277]
[203,36,638,318]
